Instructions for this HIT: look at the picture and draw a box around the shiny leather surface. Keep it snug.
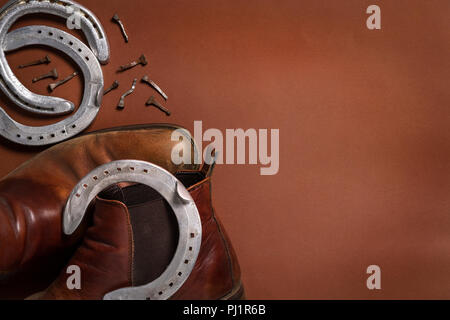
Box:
[39,198,133,300]
[172,177,241,300]
[0,124,198,288]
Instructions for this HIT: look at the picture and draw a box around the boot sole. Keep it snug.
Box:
[28,283,246,300]
[221,281,245,300]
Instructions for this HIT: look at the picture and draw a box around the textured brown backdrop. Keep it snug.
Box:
[0,0,449,299]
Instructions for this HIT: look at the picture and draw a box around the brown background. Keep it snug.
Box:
[0,0,449,299]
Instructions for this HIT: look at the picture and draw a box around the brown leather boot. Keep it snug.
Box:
[0,124,199,298]
[33,165,243,300]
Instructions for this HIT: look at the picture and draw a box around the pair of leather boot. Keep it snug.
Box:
[0,124,243,300]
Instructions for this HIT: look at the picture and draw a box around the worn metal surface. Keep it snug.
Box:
[48,71,78,92]
[63,160,202,300]
[141,75,168,101]
[32,68,58,83]
[0,0,109,62]
[19,54,51,68]
[0,0,109,116]
[118,54,147,72]
[112,13,128,43]
[0,26,103,146]
[146,96,171,116]
[117,78,136,109]
[103,80,119,95]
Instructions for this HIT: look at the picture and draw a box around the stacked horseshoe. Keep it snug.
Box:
[0,0,109,146]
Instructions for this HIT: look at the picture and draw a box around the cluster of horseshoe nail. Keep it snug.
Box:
[104,74,171,116]
[106,13,170,115]
[19,54,78,93]
[104,55,170,116]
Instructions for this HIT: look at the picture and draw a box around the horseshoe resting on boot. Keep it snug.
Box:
[63,160,203,300]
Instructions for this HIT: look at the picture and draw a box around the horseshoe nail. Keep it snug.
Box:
[141,76,168,100]
[112,13,129,43]
[18,55,51,68]
[145,96,171,116]
[48,71,78,92]
[118,54,147,72]
[103,80,119,96]
[32,68,58,83]
[117,78,137,109]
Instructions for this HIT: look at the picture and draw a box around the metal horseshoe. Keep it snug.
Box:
[63,160,202,300]
[0,26,103,146]
[0,0,109,116]
[0,0,109,62]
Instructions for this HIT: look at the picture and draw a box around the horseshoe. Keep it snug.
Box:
[63,160,202,300]
[0,0,109,115]
[0,25,103,146]
[0,0,109,62]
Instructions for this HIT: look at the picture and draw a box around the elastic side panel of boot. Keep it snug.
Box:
[175,171,205,188]
[121,184,179,286]
[100,171,206,287]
